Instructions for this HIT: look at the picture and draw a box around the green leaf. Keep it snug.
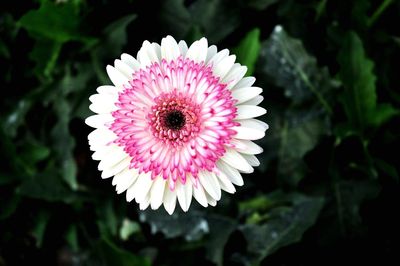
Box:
[277,116,327,186]
[261,25,335,113]
[333,180,381,236]
[97,200,118,238]
[2,99,32,138]
[30,38,62,78]
[140,209,210,240]
[18,1,81,42]
[239,192,324,264]
[369,103,399,126]
[233,28,261,75]
[17,173,77,203]
[20,141,50,166]
[99,14,137,59]
[375,158,399,182]
[160,0,192,38]
[338,31,399,132]
[205,215,237,266]
[32,210,51,248]
[245,0,278,10]
[338,31,376,131]
[65,224,79,252]
[93,238,151,266]
[119,219,140,241]
[0,193,20,220]
[51,99,77,190]
[189,0,241,43]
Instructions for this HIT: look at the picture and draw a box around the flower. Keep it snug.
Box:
[85,36,268,214]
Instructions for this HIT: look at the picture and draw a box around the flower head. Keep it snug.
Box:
[86,36,268,214]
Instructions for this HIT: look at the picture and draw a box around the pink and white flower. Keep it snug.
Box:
[85,36,268,214]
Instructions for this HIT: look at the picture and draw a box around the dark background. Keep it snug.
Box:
[1,0,400,265]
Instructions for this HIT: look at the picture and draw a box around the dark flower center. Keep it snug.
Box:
[164,110,186,130]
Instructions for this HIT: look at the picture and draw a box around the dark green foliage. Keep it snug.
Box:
[1,0,399,265]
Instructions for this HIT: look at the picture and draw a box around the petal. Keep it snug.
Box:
[186,37,208,63]
[101,157,131,179]
[131,172,153,204]
[106,65,129,89]
[150,177,167,210]
[176,178,193,212]
[98,147,128,171]
[208,49,229,68]
[232,87,263,104]
[235,105,267,120]
[213,54,236,80]
[229,139,263,155]
[192,182,208,207]
[221,148,254,173]
[137,40,158,67]
[114,59,134,79]
[223,64,247,90]
[115,168,140,194]
[88,93,118,114]
[215,170,236,194]
[139,194,151,210]
[163,187,177,215]
[96,85,118,96]
[205,45,218,63]
[233,119,268,140]
[161,35,181,62]
[216,160,244,186]
[178,40,188,56]
[241,154,260,167]
[232,76,256,91]
[88,129,116,147]
[121,53,141,71]
[242,95,264,106]
[85,114,114,129]
[198,171,221,200]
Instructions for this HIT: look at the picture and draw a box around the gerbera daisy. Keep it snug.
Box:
[86,36,268,214]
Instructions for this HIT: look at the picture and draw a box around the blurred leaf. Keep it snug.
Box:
[99,14,137,59]
[32,210,50,248]
[239,195,274,214]
[140,210,210,241]
[17,173,76,203]
[278,116,327,186]
[20,141,50,167]
[245,0,278,10]
[233,28,261,75]
[97,200,118,238]
[160,0,192,38]
[239,192,324,264]
[0,39,10,58]
[314,0,327,21]
[119,219,140,241]
[30,38,62,78]
[338,31,399,132]
[2,99,32,138]
[351,0,370,29]
[93,238,151,266]
[333,180,381,236]
[261,25,335,113]
[51,98,77,190]
[190,0,241,42]
[369,103,399,126]
[0,193,20,220]
[205,215,237,266]
[18,1,81,42]
[375,158,399,182]
[65,224,79,252]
